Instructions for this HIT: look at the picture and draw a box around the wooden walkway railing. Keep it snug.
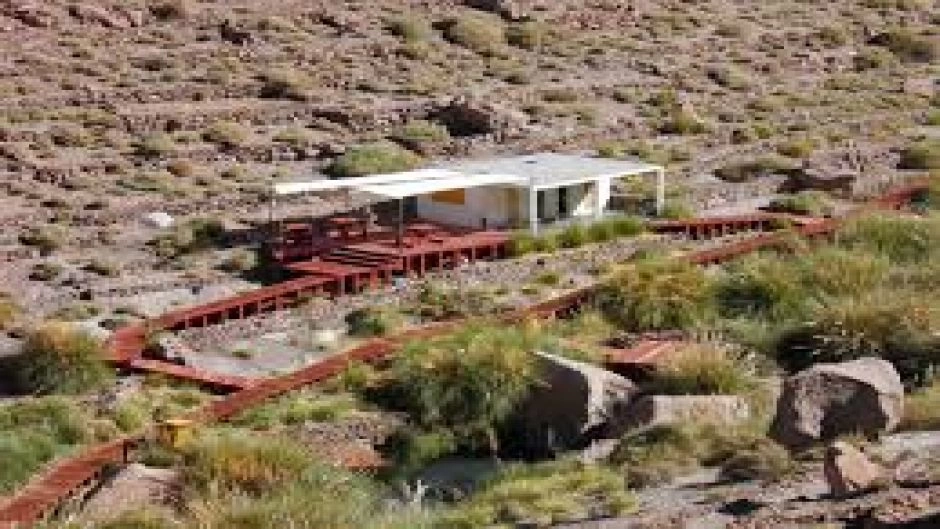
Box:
[0,179,929,528]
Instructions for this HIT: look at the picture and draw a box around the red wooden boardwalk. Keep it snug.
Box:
[0,180,929,528]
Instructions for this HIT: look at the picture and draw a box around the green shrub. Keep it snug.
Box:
[436,460,636,527]
[837,214,940,263]
[646,345,756,395]
[181,429,314,494]
[221,249,257,273]
[507,231,537,256]
[658,201,696,219]
[714,254,808,320]
[203,121,250,149]
[773,290,940,384]
[392,120,449,149]
[899,140,940,170]
[382,324,539,454]
[234,393,359,429]
[587,220,615,243]
[11,322,113,394]
[152,218,226,258]
[344,308,401,337]
[766,191,833,216]
[556,223,588,248]
[608,215,646,237]
[534,272,560,286]
[714,156,792,183]
[443,15,506,56]
[799,247,889,296]
[596,142,625,158]
[325,142,422,178]
[599,258,713,332]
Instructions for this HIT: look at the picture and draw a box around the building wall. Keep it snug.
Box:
[416,186,513,229]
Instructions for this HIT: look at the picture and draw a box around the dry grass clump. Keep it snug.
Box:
[443,14,506,56]
[149,0,189,20]
[647,345,757,396]
[0,293,19,330]
[203,121,250,149]
[872,29,938,63]
[900,378,940,431]
[435,460,636,527]
[387,15,432,42]
[9,322,112,395]
[259,69,314,101]
[134,133,177,158]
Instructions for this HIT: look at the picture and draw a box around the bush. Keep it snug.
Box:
[221,249,257,273]
[874,29,937,63]
[381,324,539,454]
[900,378,940,431]
[599,258,713,332]
[260,69,313,101]
[659,110,706,135]
[646,345,756,395]
[234,393,359,429]
[152,218,226,258]
[203,121,250,149]
[507,21,549,49]
[714,156,792,183]
[325,142,422,178]
[837,214,940,263]
[776,137,818,159]
[556,223,588,249]
[0,295,19,330]
[387,15,431,42]
[344,307,401,337]
[587,221,615,243]
[658,201,696,220]
[0,397,92,492]
[149,0,188,20]
[181,429,314,494]
[11,323,113,394]
[443,15,506,56]
[715,254,809,320]
[134,133,177,158]
[28,262,62,282]
[773,291,940,384]
[765,191,833,216]
[20,226,65,254]
[391,120,449,149]
[507,231,537,256]
[899,140,940,170]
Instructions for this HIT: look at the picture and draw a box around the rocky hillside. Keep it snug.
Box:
[0,0,936,227]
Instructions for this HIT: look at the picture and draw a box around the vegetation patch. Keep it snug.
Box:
[9,323,112,395]
[325,142,422,178]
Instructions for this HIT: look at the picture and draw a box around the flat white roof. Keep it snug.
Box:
[274,153,663,197]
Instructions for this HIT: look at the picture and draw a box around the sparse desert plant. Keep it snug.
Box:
[507,231,537,256]
[149,0,189,20]
[387,15,431,42]
[203,121,250,149]
[134,133,177,158]
[443,14,506,56]
[659,110,707,135]
[28,262,63,282]
[259,69,313,101]
[873,29,937,63]
[714,156,792,183]
[220,249,257,273]
[507,21,549,50]
[658,200,696,219]
[0,294,19,330]
[765,191,833,216]
[325,142,422,178]
[11,322,112,394]
[776,137,818,159]
[900,377,940,431]
[391,120,450,150]
[20,226,65,254]
[714,254,808,320]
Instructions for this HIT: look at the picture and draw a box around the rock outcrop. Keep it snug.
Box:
[512,351,637,455]
[770,357,904,450]
[824,441,886,497]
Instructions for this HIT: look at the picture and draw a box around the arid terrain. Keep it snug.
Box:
[0,1,938,529]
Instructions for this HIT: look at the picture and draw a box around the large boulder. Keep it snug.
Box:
[770,357,903,450]
[511,352,637,455]
[824,441,886,497]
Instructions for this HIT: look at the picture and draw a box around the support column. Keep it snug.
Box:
[655,169,666,217]
[529,187,539,235]
[594,179,605,221]
[396,198,404,249]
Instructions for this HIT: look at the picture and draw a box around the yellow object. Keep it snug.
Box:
[156,418,196,449]
[430,188,466,205]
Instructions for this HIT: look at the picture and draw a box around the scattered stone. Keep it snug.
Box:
[142,211,175,229]
[67,4,128,28]
[824,441,886,497]
[770,357,904,450]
